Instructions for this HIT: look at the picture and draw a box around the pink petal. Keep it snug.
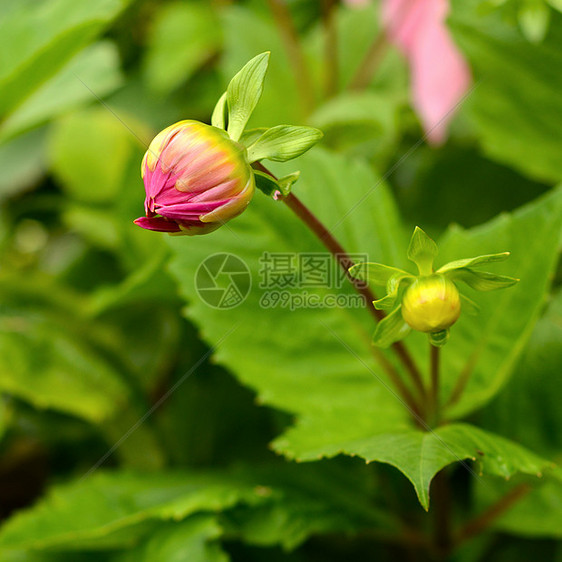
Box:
[382,0,471,145]
[134,216,181,232]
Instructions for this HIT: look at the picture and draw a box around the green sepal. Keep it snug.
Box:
[348,262,410,286]
[276,171,300,196]
[226,52,270,141]
[374,275,414,311]
[245,125,323,163]
[211,92,227,130]
[437,252,510,274]
[253,170,300,197]
[429,329,449,347]
[460,293,480,316]
[372,306,411,348]
[240,127,267,146]
[408,227,438,276]
[448,268,519,291]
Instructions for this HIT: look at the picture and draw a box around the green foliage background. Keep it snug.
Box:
[0,0,561,560]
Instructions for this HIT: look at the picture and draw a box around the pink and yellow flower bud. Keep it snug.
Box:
[134,120,255,235]
[401,275,461,332]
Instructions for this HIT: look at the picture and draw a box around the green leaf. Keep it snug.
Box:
[226,52,270,141]
[142,2,222,95]
[0,42,123,142]
[476,471,562,539]
[0,0,131,118]
[167,149,562,509]
[167,147,409,459]
[449,1,562,182]
[118,516,228,562]
[0,128,47,201]
[438,186,562,418]
[0,471,265,552]
[372,306,410,347]
[479,289,562,458]
[222,462,391,551]
[49,107,135,204]
[211,93,227,130]
[447,268,519,291]
[277,423,551,510]
[245,125,323,163]
[436,252,510,274]
[348,262,411,286]
[407,227,438,276]
[0,309,130,424]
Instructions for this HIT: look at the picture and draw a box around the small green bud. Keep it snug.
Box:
[401,275,461,333]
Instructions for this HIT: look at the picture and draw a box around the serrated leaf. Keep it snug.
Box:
[372,306,410,348]
[448,268,519,291]
[246,125,323,163]
[436,252,510,274]
[0,472,265,552]
[226,52,270,141]
[118,516,228,562]
[167,147,410,455]
[438,186,562,418]
[276,423,551,510]
[408,227,438,275]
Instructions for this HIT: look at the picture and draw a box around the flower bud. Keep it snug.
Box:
[401,275,461,332]
[134,120,255,235]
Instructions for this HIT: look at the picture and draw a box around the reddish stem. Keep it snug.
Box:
[253,163,427,407]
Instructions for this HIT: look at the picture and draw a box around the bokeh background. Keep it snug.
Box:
[0,0,561,560]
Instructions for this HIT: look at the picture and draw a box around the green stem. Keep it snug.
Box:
[455,483,531,547]
[444,348,479,411]
[348,31,389,90]
[267,0,315,114]
[431,470,452,559]
[252,163,427,417]
[430,343,440,423]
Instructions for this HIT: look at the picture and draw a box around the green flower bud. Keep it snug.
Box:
[401,275,461,333]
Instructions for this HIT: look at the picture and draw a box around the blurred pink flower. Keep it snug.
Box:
[382,0,471,145]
